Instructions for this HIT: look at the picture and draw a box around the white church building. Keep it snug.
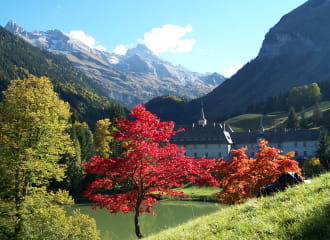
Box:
[170,106,322,161]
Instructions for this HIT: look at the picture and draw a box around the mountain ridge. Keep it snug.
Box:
[0,26,125,127]
[5,20,226,107]
[146,0,330,124]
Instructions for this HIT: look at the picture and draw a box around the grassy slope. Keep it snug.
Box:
[146,173,330,240]
[225,113,287,132]
[226,101,330,131]
[167,186,220,202]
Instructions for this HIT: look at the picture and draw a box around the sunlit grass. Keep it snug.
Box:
[226,113,287,131]
[146,173,330,240]
[226,101,330,131]
[166,186,220,202]
[176,186,220,196]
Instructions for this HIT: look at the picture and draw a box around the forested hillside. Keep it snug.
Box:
[0,27,125,127]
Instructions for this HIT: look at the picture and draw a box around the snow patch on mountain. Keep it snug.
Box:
[5,20,226,106]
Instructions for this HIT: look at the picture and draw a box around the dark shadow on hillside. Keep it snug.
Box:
[292,197,330,240]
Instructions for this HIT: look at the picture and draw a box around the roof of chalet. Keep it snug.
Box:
[171,125,322,145]
[231,129,321,144]
[170,124,231,144]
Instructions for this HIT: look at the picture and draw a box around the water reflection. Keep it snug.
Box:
[67,201,222,240]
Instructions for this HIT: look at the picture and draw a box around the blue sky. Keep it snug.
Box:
[1,0,307,77]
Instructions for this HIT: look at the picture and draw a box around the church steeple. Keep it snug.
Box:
[198,102,207,127]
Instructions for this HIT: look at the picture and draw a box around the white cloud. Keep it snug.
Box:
[139,24,196,55]
[224,63,244,78]
[113,45,128,55]
[68,30,106,51]
[69,30,94,47]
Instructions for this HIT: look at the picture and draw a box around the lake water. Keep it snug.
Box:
[67,201,222,240]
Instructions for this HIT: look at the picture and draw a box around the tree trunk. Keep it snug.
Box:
[134,203,144,238]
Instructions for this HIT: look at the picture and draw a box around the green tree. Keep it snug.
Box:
[319,109,330,129]
[300,107,308,129]
[287,86,305,111]
[0,75,99,239]
[287,83,322,111]
[93,118,113,158]
[302,158,325,178]
[18,189,99,240]
[312,102,323,122]
[72,121,95,161]
[109,103,126,121]
[286,106,300,130]
[57,132,84,198]
[317,129,330,170]
[60,122,95,197]
[307,82,322,105]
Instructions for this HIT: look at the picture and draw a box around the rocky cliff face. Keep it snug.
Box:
[146,0,330,124]
[259,0,330,58]
[202,0,330,121]
[5,20,225,107]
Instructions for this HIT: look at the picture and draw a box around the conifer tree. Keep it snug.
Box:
[300,107,308,129]
[312,102,323,122]
[286,106,300,130]
[61,122,95,197]
[73,121,95,161]
[317,129,330,170]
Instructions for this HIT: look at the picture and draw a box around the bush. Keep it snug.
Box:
[0,189,100,240]
[21,190,100,240]
[213,140,301,203]
[302,158,325,178]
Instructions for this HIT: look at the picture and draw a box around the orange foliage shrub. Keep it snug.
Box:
[213,140,302,204]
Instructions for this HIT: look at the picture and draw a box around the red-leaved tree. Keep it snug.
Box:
[213,140,302,204]
[83,105,218,238]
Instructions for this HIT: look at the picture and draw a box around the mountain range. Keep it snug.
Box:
[3,0,329,127]
[0,26,125,127]
[146,0,330,124]
[5,20,225,107]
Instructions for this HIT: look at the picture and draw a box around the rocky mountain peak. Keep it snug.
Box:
[124,44,160,64]
[126,44,155,57]
[4,20,226,107]
[4,21,71,51]
[5,20,29,38]
[258,0,330,58]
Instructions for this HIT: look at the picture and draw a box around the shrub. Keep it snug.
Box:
[302,158,325,178]
[213,140,301,203]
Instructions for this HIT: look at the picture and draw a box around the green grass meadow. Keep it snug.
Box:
[226,101,330,131]
[146,173,330,240]
[167,186,220,202]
